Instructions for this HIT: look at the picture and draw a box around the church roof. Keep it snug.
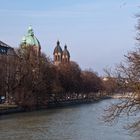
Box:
[21,26,41,48]
[53,41,62,55]
[62,45,70,57]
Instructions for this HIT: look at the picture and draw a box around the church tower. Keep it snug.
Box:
[20,26,41,57]
[53,41,70,65]
[53,41,63,65]
[62,45,70,63]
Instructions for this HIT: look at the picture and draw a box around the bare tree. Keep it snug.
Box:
[103,14,140,133]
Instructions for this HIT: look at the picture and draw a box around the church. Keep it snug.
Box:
[20,26,70,65]
[53,41,70,65]
[0,26,71,103]
[20,26,41,57]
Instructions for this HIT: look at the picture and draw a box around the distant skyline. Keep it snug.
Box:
[0,0,140,75]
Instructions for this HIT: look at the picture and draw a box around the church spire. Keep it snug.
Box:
[53,40,63,65]
[62,44,70,63]
[27,25,34,36]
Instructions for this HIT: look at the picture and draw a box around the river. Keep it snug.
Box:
[0,99,139,140]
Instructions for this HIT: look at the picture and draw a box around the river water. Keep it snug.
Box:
[0,99,139,140]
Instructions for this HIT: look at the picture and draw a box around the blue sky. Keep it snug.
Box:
[0,0,140,75]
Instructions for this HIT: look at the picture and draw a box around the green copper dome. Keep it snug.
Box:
[21,26,41,48]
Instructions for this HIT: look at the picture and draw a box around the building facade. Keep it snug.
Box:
[0,41,15,56]
[0,40,16,103]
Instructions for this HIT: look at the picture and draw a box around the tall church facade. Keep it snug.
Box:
[53,41,70,65]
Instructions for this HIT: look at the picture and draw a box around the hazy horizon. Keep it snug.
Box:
[0,0,140,75]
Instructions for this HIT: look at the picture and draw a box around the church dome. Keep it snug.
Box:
[62,45,70,58]
[53,41,62,55]
[21,26,41,48]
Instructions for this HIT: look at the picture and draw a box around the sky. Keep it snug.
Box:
[0,0,140,75]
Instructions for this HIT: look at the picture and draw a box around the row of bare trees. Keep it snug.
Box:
[0,47,105,109]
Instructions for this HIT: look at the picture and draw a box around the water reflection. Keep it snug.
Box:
[0,100,138,140]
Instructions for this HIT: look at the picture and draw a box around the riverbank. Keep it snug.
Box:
[47,96,111,108]
[0,104,25,115]
[0,96,111,115]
